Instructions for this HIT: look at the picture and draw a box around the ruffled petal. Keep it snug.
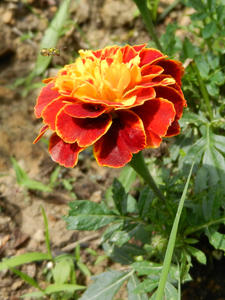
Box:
[133,98,176,147]
[157,59,184,86]
[49,133,83,168]
[33,125,48,144]
[121,45,138,63]
[56,110,112,147]
[154,86,185,120]
[123,86,156,107]
[94,110,146,167]
[42,99,66,130]
[165,120,180,137]
[139,48,165,67]
[133,44,147,52]
[141,64,164,77]
[64,103,106,118]
[34,83,59,118]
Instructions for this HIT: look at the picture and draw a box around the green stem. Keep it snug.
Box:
[133,0,163,51]
[184,217,225,236]
[155,162,194,300]
[130,151,166,203]
[192,62,213,121]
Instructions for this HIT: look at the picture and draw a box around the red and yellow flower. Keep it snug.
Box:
[34,44,186,168]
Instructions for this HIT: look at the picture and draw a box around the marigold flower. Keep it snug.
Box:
[34,44,186,168]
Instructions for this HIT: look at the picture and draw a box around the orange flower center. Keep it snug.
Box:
[54,48,142,104]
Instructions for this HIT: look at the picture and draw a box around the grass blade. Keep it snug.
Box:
[29,0,71,81]
[155,162,194,300]
[0,252,51,271]
[41,206,53,260]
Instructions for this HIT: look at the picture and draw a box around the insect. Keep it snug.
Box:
[40,47,61,56]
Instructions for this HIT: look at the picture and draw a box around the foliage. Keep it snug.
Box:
[2,0,225,299]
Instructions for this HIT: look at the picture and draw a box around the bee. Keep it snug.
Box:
[40,47,60,56]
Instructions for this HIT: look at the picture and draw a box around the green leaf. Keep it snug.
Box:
[133,278,158,294]
[52,260,71,284]
[195,56,210,79]
[138,187,154,218]
[80,270,132,300]
[65,200,117,230]
[44,283,85,294]
[21,291,45,298]
[10,268,42,290]
[0,252,50,271]
[187,246,207,264]
[119,165,137,192]
[11,157,52,192]
[112,178,128,215]
[103,242,145,265]
[77,261,91,277]
[132,261,162,276]
[41,206,52,260]
[194,166,208,193]
[32,0,71,76]
[155,163,194,300]
[207,231,225,252]
[127,274,148,300]
[202,22,218,39]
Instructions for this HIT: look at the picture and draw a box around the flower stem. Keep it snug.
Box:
[133,0,163,52]
[192,61,213,121]
[130,151,165,203]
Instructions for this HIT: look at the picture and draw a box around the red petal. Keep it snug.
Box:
[34,83,59,118]
[133,44,146,52]
[64,103,106,118]
[133,98,176,147]
[154,86,185,120]
[139,48,165,67]
[42,99,66,130]
[56,111,112,147]
[49,134,83,168]
[157,59,184,86]
[141,64,164,77]
[33,125,48,144]
[94,110,146,168]
[140,74,175,87]
[123,86,156,106]
[121,45,138,63]
[165,120,180,137]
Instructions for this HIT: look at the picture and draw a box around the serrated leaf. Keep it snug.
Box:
[187,246,207,264]
[194,166,208,193]
[80,270,132,300]
[138,187,154,218]
[0,252,50,271]
[112,178,127,215]
[119,165,137,192]
[127,274,148,300]
[65,200,117,230]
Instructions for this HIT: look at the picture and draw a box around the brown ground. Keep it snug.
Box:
[1,1,224,299]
